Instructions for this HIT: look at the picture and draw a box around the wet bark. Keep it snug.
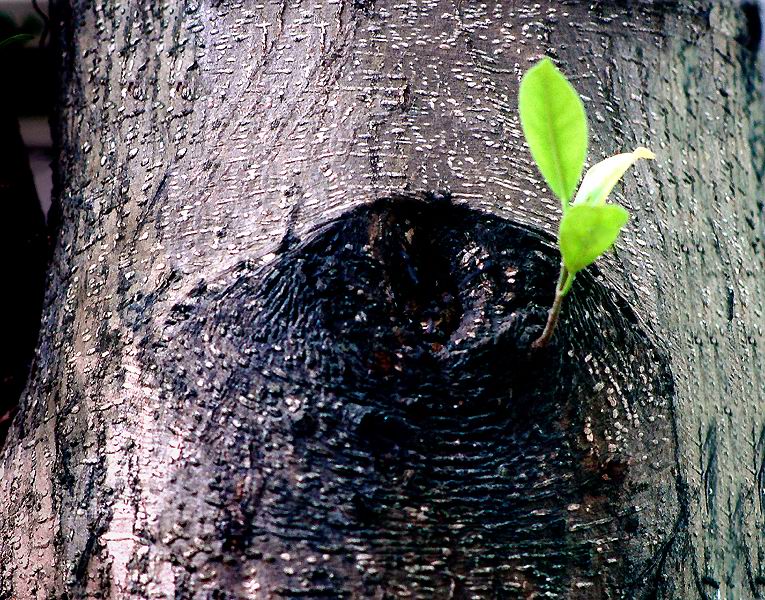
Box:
[1,1,764,598]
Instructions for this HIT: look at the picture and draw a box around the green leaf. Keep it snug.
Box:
[0,33,33,50]
[574,147,655,206]
[518,57,588,205]
[559,204,629,274]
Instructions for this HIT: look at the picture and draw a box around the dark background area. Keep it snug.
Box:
[0,0,52,444]
[2,0,52,213]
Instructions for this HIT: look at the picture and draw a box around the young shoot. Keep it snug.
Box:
[517,57,655,348]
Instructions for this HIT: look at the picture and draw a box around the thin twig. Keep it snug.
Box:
[32,0,49,48]
[532,264,569,348]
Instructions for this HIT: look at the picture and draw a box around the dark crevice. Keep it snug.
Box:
[367,206,464,346]
[740,2,762,53]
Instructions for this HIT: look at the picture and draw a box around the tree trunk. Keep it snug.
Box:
[1,1,764,598]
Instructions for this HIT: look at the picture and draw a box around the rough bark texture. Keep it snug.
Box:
[1,1,764,598]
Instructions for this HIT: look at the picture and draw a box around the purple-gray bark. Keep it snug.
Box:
[1,1,764,598]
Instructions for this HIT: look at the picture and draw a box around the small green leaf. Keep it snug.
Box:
[559,204,629,274]
[574,147,655,206]
[518,57,588,205]
[0,34,33,50]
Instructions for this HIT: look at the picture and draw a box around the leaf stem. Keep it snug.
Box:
[532,264,572,349]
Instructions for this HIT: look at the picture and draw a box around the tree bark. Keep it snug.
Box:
[1,1,764,598]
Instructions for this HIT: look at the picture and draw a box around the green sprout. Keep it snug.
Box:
[518,57,655,348]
